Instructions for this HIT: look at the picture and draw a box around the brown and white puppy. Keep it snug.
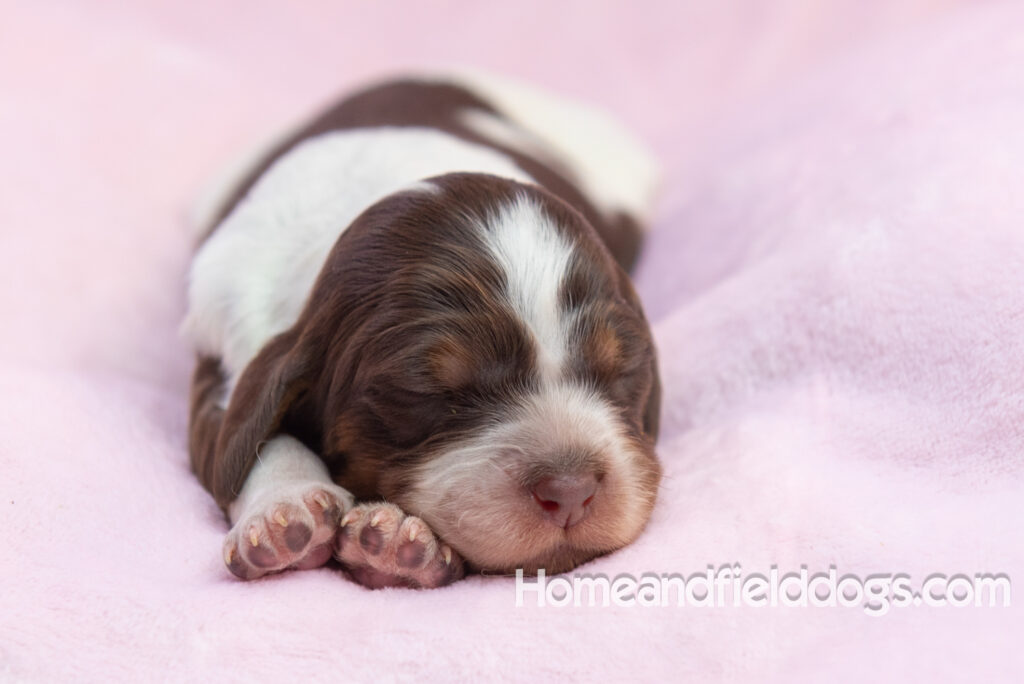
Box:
[185,72,662,589]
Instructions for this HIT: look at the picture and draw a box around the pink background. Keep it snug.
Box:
[2,1,1022,681]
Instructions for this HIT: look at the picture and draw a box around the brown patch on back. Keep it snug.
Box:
[200,78,645,273]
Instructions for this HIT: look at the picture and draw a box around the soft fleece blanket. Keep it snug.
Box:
[2,1,1022,681]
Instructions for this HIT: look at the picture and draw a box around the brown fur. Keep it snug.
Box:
[200,79,645,272]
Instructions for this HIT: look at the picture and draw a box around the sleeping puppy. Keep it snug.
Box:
[184,72,662,588]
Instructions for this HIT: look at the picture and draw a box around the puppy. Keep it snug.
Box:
[184,72,662,588]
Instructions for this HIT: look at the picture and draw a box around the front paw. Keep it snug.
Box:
[335,502,464,589]
[223,484,353,580]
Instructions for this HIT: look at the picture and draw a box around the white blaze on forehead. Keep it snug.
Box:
[481,197,575,383]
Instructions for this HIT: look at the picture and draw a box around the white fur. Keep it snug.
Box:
[480,197,576,383]
[456,108,571,178]
[184,127,533,402]
[402,382,650,569]
[187,118,306,238]
[227,435,354,525]
[436,70,660,223]
[185,72,658,400]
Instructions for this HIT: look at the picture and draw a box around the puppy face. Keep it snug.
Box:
[282,173,661,574]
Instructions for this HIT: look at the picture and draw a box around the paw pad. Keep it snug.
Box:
[335,503,464,589]
[223,485,352,580]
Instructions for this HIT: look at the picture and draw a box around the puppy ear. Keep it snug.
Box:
[610,268,660,441]
[207,329,316,509]
[642,356,661,440]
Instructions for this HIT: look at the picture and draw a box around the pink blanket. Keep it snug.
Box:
[2,1,1021,680]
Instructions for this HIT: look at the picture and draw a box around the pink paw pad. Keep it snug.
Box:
[223,487,350,580]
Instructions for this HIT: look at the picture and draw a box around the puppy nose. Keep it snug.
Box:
[531,474,599,529]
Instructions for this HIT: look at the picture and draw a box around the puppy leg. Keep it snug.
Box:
[336,503,464,589]
[222,435,354,580]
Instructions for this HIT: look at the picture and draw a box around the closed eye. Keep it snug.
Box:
[364,385,449,449]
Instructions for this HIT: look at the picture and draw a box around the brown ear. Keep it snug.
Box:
[610,266,661,441]
[642,355,661,440]
[190,328,316,511]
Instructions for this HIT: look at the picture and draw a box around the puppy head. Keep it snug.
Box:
[229,173,660,574]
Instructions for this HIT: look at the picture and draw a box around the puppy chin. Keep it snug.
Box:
[415,472,653,575]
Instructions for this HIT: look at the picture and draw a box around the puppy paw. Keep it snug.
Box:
[223,484,354,580]
[335,502,464,589]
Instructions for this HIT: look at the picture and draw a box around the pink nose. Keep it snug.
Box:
[531,474,599,529]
